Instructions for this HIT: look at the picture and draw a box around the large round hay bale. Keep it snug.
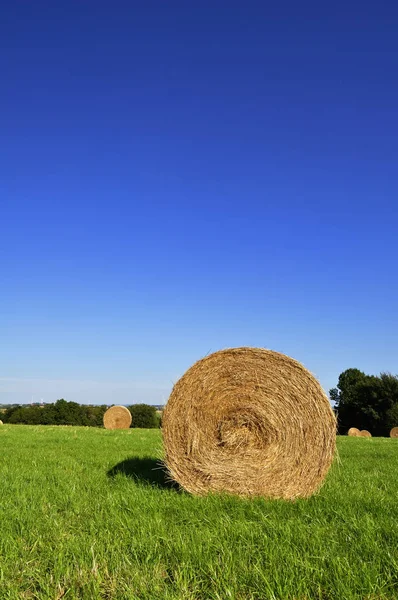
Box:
[359,430,372,438]
[348,427,361,437]
[162,347,336,499]
[390,427,398,438]
[103,406,132,430]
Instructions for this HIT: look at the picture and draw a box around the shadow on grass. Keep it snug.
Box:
[107,457,179,490]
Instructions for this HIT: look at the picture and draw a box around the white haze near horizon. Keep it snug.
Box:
[0,374,337,407]
[0,377,172,406]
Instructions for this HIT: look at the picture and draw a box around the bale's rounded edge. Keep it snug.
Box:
[359,430,372,438]
[103,405,132,430]
[348,427,361,437]
[162,347,336,500]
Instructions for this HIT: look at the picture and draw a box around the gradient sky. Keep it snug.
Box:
[1,1,397,406]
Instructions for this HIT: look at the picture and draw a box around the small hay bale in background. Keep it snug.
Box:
[390,427,398,438]
[359,430,372,438]
[103,406,132,430]
[162,347,336,500]
[0,420,3,425]
[348,427,361,437]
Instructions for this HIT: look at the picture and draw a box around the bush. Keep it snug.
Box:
[128,404,158,428]
[2,401,108,427]
[2,401,159,428]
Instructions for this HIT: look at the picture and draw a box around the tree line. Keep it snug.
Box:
[330,369,398,436]
[1,400,161,428]
[2,368,397,435]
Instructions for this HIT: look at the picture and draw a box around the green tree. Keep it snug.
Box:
[378,373,398,432]
[329,388,339,405]
[128,404,158,428]
[7,406,42,424]
[52,399,84,425]
[2,405,20,423]
[6,407,25,424]
[84,405,107,427]
[41,404,58,424]
[386,403,398,431]
[331,369,398,436]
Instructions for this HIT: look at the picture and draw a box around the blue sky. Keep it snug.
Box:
[1,1,397,405]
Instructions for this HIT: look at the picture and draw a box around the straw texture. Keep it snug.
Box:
[103,406,132,430]
[162,347,336,499]
[390,427,398,438]
[359,430,372,438]
[348,427,361,437]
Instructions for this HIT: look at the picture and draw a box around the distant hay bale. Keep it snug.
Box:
[0,420,3,425]
[103,406,132,430]
[348,427,361,437]
[390,427,398,438]
[359,430,372,438]
[162,347,336,500]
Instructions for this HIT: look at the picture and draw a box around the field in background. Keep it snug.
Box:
[0,426,397,600]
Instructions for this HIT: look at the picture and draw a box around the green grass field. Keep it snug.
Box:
[0,426,397,600]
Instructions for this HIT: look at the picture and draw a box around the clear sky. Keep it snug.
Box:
[1,1,397,406]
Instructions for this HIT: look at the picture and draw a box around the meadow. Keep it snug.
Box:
[0,426,397,600]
